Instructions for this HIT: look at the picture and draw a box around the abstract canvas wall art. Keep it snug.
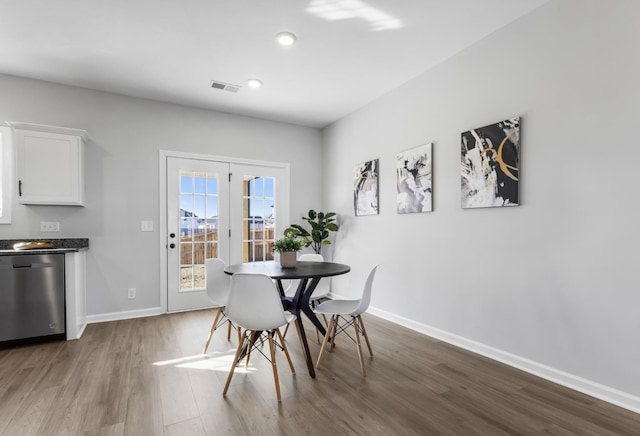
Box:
[461,116,520,209]
[397,143,432,213]
[354,159,379,216]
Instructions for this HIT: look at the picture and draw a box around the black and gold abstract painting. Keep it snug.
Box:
[461,117,520,209]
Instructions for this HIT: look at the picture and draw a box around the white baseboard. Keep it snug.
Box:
[368,306,640,415]
[86,307,163,324]
[76,322,87,339]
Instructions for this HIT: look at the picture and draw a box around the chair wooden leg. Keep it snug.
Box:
[223,333,247,396]
[268,332,282,402]
[310,300,323,344]
[353,316,366,376]
[282,322,290,339]
[317,313,330,344]
[330,315,339,351]
[203,308,223,354]
[227,318,232,341]
[245,330,256,369]
[276,328,295,374]
[357,315,373,356]
[316,315,335,369]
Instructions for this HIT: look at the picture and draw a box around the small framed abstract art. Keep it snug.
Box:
[354,159,379,216]
[397,143,433,214]
[461,116,520,209]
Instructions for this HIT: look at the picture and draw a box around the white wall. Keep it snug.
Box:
[0,74,322,317]
[323,0,640,408]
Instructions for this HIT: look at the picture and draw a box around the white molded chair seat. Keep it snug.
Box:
[223,273,296,402]
[202,258,233,354]
[313,264,379,375]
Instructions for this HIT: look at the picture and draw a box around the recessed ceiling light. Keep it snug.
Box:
[276,32,297,46]
[246,78,263,88]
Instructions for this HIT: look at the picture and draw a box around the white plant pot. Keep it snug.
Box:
[279,251,297,268]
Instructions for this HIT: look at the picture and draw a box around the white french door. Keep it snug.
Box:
[228,163,289,266]
[167,157,230,311]
[164,154,289,312]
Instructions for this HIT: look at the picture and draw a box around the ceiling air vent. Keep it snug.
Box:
[210,80,241,93]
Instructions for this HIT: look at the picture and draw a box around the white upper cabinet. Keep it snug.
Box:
[9,122,88,206]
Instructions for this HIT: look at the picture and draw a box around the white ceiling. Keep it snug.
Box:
[0,0,549,128]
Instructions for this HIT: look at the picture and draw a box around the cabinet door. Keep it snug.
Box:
[16,129,85,205]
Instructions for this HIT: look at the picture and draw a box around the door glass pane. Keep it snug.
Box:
[243,175,276,262]
[194,175,206,194]
[179,170,220,290]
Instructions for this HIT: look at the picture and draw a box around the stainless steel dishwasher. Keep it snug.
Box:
[0,253,65,343]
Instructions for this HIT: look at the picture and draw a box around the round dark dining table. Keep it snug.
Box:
[224,260,350,378]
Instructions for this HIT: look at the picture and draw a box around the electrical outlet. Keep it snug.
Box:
[40,221,60,232]
[128,288,136,299]
[141,221,153,232]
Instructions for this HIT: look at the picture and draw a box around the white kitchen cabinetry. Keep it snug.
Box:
[10,122,88,206]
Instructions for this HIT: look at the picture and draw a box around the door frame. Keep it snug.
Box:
[159,150,290,313]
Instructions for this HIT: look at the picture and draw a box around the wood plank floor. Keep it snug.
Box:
[1,310,638,435]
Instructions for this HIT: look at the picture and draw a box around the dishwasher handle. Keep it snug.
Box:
[12,262,54,269]
[1,262,54,269]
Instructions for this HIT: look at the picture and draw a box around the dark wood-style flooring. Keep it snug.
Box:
[0,310,638,435]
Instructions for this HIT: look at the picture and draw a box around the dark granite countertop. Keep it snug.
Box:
[0,238,89,255]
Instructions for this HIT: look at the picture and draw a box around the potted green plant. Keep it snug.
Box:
[273,235,303,268]
[285,209,339,255]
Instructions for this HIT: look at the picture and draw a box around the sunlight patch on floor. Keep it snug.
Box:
[153,352,258,373]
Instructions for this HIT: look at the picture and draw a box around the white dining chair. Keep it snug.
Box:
[223,273,296,402]
[313,264,379,375]
[202,258,233,354]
